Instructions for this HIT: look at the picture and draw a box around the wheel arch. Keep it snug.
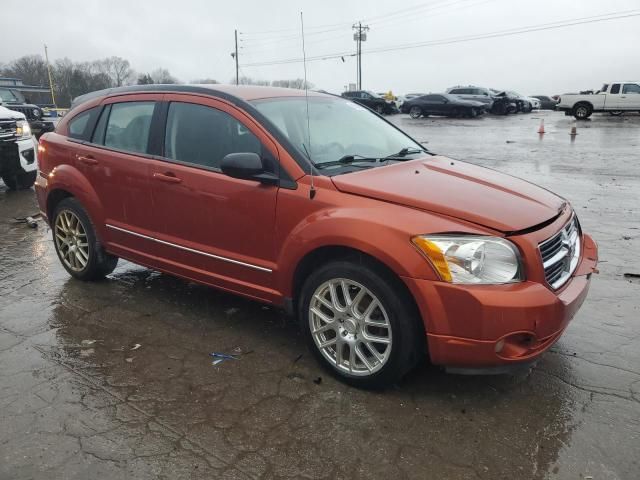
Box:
[46,165,106,239]
[289,245,423,325]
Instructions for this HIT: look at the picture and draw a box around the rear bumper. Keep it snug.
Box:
[403,234,598,370]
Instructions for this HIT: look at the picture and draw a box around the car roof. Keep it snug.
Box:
[71,84,329,108]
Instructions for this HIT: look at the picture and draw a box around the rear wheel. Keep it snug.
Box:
[52,197,118,280]
[573,103,593,119]
[299,259,424,388]
[609,111,623,116]
[2,170,37,190]
[408,106,422,118]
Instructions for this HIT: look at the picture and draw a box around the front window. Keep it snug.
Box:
[164,102,262,170]
[0,88,20,103]
[252,96,424,168]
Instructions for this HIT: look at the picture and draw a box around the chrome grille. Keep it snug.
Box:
[0,120,17,142]
[539,215,581,290]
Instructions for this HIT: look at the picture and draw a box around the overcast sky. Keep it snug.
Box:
[3,0,639,95]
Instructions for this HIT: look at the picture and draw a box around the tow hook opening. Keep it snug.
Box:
[495,332,538,359]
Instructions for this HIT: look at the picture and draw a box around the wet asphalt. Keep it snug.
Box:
[0,110,638,479]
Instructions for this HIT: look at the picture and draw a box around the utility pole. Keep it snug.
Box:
[43,44,57,108]
[231,30,239,85]
[352,23,369,90]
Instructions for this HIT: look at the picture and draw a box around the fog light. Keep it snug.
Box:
[495,339,505,353]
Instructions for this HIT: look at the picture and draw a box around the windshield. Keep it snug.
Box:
[0,88,21,103]
[252,96,424,167]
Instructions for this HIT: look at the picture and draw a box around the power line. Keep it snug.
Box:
[239,9,640,68]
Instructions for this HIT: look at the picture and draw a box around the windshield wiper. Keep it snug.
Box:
[315,155,379,169]
[381,147,426,160]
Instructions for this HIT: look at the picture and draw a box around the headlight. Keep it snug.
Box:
[412,235,523,284]
[16,120,32,139]
[32,108,41,118]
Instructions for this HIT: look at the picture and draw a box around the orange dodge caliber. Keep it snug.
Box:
[35,85,598,387]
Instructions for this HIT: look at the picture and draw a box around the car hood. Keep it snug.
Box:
[331,156,566,233]
[0,105,26,121]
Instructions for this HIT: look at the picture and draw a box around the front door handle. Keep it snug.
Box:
[153,172,182,184]
[77,154,97,165]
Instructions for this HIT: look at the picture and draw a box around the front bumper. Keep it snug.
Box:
[403,234,598,370]
[0,136,38,175]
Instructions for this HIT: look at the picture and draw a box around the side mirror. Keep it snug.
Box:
[220,152,278,185]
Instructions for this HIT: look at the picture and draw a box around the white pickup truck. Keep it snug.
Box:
[556,81,640,119]
[0,105,38,190]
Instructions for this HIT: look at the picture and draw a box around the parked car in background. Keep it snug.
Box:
[401,94,485,118]
[0,87,55,138]
[491,90,531,113]
[0,105,38,190]
[397,93,427,109]
[488,91,518,114]
[445,86,495,112]
[556,82,640,119]
[341,90,397,114]
[531,95,559,110]
[527,97,541,110]
[35,84,598,387]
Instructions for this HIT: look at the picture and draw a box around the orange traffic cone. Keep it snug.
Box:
[569,121,577,136]
[537,119,545,134]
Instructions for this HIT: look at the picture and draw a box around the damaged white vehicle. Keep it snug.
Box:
[0,104,38,190]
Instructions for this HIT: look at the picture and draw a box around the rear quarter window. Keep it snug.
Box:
[67,107,101,141]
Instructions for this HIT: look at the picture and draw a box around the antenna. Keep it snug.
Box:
[300,11,316,199]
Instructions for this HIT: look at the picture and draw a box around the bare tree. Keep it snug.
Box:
[271,78,314,90]
[236,76,270,86]
[191,78,219,84]
[93,56,133,87]
[150,68,177,84]
[0,55,49,86]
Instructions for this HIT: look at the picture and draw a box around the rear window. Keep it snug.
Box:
[67,107,101,141]
[622,83,640,94]
[103,102,155,154]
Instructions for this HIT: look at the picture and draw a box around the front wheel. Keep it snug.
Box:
[408,106,422,118]
[299,260,423,388]
[2,170,37,190]
[52,197,118,280]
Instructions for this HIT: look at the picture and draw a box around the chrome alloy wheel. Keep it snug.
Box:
[54,210,89,272]
[309,278,392,376]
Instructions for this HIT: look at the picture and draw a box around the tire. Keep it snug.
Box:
[2,170,37,190]
[524,103,533,113]
[375,104,384,114]
[52,197,118,280]
[409,106,422,119]
[298,259,424,388]
[609,111,623,116]
[573,103,592,120]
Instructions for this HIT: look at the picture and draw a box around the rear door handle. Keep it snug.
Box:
[77,154,97,165]
[153,172,182,184]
